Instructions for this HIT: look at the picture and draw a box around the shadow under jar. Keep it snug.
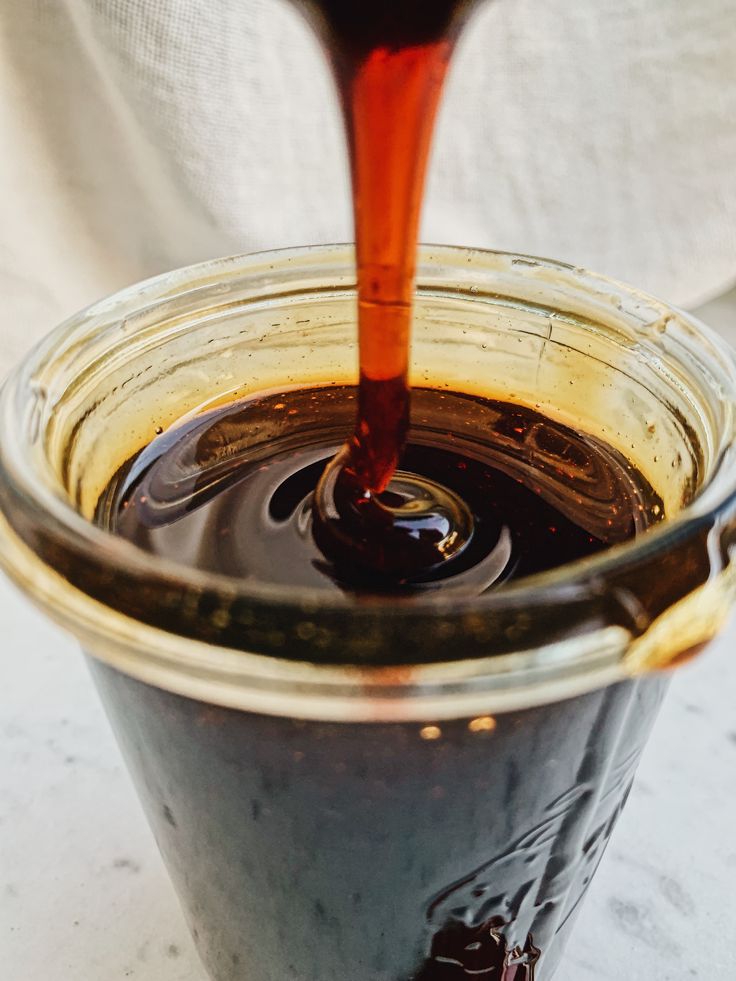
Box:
[1,246,736,980]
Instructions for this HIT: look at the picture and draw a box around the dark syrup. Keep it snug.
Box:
[291,0,480,576]
[99,386,663,596]
[96,386,664,981]
[97,4,668,977]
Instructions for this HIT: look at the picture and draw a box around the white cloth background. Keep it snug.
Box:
[1,0,736,371]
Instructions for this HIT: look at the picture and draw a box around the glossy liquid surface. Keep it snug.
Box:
[99,387,663,596]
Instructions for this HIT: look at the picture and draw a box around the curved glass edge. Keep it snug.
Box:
[0,508,631,720]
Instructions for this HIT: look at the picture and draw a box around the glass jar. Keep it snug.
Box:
[1,245,735,980]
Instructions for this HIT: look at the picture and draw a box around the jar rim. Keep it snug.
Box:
[1,244,735,718]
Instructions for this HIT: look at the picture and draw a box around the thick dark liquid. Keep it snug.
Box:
[97,5,669,979]
[100,386,663,596]
[96,389,667,981]
[90,658,670,981]
[299,0,472,486]
[291,0,483,575]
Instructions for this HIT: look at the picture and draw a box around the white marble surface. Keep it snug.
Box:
[2,291,736,979]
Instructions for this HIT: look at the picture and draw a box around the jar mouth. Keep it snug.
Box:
[1,244,736,717]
